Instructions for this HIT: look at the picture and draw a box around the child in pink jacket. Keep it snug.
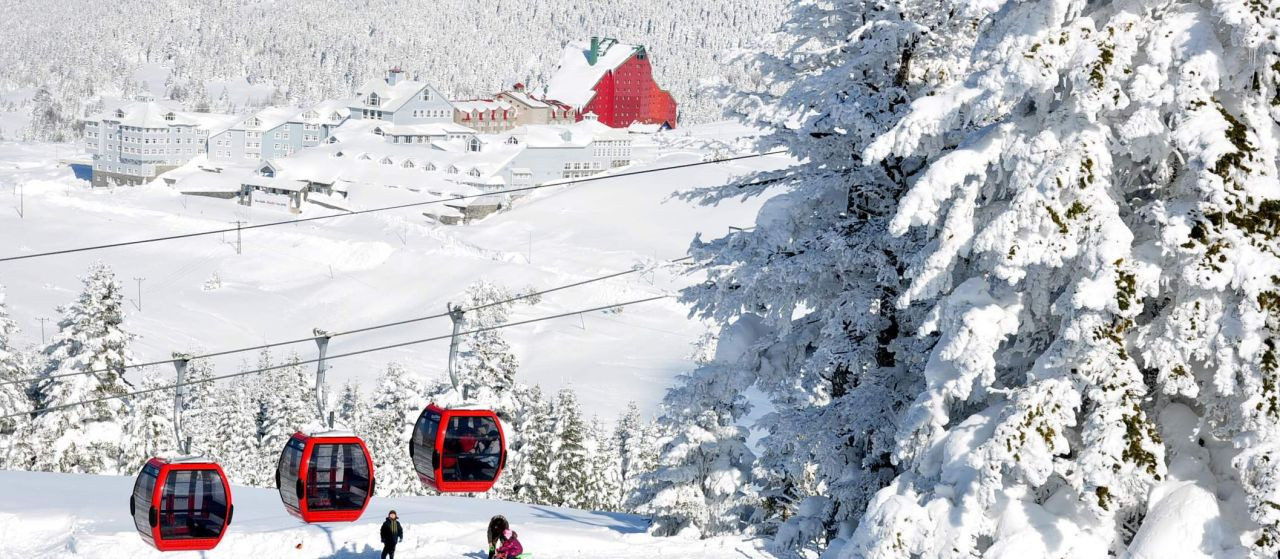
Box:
[495,528,524,559]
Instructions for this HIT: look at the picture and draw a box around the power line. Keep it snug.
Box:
[1,294,670,421]
[0,255,693,388]
[0,150,786,264]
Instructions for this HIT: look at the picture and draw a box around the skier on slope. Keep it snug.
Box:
[380,510,404,559]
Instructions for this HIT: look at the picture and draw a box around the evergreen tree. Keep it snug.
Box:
[456,281,520,403]
[548,388,593,509]
[250,351,313,483]
[514,385,555,505]
[334,380,368,433]
[589,417,623,511]
[364,362,427,496]
[30,262,136,474]
[0,283,26,440]
[206,380,262,485]
[632,355,757,537]
[121,369,175,471]
[614,401,660,499]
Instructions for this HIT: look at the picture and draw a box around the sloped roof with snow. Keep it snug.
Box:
[544,39,643,108]
[497,90,549,109]
[452,99,513,113]
[378,122,477,137]
[241,106,300,131]
[352,74,438,112]
[299,100,350,124]
[89,101,238,131]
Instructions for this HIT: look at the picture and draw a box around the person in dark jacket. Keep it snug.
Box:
[486,515,509,559]
[380,510,404,559]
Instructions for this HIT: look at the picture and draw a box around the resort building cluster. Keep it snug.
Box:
[80,38,678,221]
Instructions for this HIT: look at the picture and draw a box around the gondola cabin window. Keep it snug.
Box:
[131,462,160,535]
[278,436,305,511]
[159,469,229,540]
[441,416,501,483]
[307,443,371,511]
[411,409,442,483]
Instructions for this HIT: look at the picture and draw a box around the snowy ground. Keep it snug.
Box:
[0,123,784,421]
[0,469,769,558]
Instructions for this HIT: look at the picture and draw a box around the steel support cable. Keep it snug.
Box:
[1,294,669,420]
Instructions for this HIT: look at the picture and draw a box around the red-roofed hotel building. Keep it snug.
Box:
[543,37,677,130]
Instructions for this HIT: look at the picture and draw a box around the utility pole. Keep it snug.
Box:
[229,220,244,254]
[133,277,145,312]
[36,317,49,345]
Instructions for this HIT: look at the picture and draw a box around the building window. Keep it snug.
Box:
[421,89,433,101]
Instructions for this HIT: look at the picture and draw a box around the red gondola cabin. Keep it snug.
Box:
[130,457,233,552]
[275,431,374,523]
[410,404,507,492]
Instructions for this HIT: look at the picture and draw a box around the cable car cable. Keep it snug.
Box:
[0,294,669,421]
[0,256,691,388]
[0,150,786,264]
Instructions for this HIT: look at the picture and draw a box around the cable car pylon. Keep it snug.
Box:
[314,329,333,426]
[129,353,234,552]
[446,303,466,398]
[274,328,375,523]
[411,303,508,493]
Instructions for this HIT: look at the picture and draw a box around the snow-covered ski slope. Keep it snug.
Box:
[0,124,784,420]
[0,469,768,558]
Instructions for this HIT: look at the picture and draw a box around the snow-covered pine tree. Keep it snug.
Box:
[589,417,623,511]
[120,369,175,471]
[30,262,136,473]
[514,385,556,506]
[250,351,314,483]
[334,380,368,433]
[547,388,594,509]
[0,283,26,437]
[0,284,28,467]
[614,401,660,501]
[630,317,761,537]
[205,380,261,485]
[828,0,1280,555]
[693,0,1280,555]
[456,281,520,404]
[180,356,219,453]
[365,362,427,496]
[672,0,961,550]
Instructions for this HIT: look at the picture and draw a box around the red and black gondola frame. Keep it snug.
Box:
[130,457,234,552]
[275,431,375,523]
[410,404,507,493]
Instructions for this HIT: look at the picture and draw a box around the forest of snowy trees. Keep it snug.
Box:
[0,266,661,514]
[0,0,786,141]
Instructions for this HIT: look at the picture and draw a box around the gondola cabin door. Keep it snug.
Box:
[276,431,375,523]
[130,457,233,551]
[410,404,507,492]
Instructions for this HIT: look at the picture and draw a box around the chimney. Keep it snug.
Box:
[587,36,600,66]
[387,67,403,85]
